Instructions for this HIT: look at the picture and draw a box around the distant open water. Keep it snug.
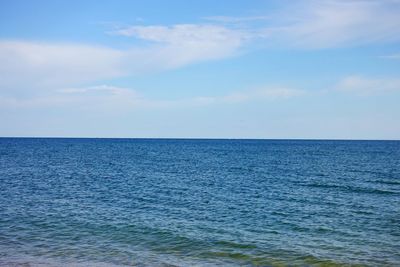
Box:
[0,138,399,266]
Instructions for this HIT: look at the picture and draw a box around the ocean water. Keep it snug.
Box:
[0,138,399,267]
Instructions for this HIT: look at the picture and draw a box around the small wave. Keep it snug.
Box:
[369,179,400,186]
[302,183,399,195]
[198,251,353,267]
[215,240,258,249]
[296,255,355,267]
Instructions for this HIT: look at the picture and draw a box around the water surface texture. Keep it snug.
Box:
[0,138,399,266]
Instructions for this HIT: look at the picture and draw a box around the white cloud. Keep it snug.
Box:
[0,41,124,94]
[109,0,400,53]
[2,0,400,102]
[0,24,247,96]
[114,24,244,43]
[256,0,400,48]
[117,1,398,51]
[112,24,247,68]
[336,75,400,95]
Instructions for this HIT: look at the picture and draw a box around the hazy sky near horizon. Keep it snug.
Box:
[1,0,400,139]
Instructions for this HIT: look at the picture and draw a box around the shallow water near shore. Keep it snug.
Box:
[0,138,399,266]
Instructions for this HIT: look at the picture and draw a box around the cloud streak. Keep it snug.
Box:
[0,84,305,112]
[380,53,400,59]
[336,75,400,95]
[257,0,400,48]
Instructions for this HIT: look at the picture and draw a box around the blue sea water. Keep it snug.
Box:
[0,138,399,266]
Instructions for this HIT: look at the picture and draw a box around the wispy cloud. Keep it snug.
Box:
[112,0,400,54]
[0,84,305,112]
[0,85,142,111]
[336,75,400,95]
[221,87,305,103]
[0,41,124,95]
[258,0,400,48]
[112,24,248,67]
[380,53,400,59]
[0,23,247,95]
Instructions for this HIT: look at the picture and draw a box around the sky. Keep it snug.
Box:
[0,0,400,139]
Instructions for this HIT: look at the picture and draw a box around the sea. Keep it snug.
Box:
[0,138,399,266]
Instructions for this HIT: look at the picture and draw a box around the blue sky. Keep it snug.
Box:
[0,0,400,139]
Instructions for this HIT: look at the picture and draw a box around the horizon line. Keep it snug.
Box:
[0,136,399,141]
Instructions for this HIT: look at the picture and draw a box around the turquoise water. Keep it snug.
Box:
[0,138,399,266]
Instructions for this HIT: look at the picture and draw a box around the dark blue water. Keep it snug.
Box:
[0,138,399,266]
